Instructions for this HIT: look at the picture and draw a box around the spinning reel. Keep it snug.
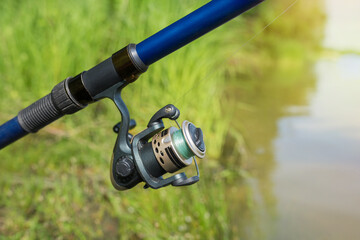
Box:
[95,82,205,191]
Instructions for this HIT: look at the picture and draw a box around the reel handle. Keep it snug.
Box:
[172,175,199,186]
[172,156,200,187]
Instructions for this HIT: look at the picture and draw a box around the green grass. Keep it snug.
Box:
[0,0,324,239]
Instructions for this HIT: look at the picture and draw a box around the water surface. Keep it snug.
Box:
[226,1,360,238]
[271,1,360,238]
[272,54,360,239]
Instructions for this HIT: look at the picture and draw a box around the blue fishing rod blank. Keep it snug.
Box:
[0,0,263,149]
[137,0,263,65]
[0,117,28,149]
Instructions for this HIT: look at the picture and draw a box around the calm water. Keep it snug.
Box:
[272,1,360,239]
[228,1,360,239]
[272,54,360,239]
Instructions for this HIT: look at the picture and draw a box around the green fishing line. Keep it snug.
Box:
[171,129,193,159]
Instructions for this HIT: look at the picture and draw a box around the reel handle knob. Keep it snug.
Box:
[147,104,180,127]
[115,156,135,177]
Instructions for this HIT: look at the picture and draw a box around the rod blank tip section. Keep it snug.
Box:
[137,0,264,65]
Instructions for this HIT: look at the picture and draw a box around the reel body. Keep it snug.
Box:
[95,82,205,191]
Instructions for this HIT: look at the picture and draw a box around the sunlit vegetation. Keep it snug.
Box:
[0,0,324,239]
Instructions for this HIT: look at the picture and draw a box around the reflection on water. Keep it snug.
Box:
[272,0,360,237]
[223,61,317,238]
[226,54,360,239]
[276,55,360,166]
[223,1,360,238]
[273,54,360,240]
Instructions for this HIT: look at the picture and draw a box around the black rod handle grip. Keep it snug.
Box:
[17,79,85,133]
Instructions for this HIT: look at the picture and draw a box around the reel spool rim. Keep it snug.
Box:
[181,120,206,159]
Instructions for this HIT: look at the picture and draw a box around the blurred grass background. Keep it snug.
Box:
[0,0,324,239]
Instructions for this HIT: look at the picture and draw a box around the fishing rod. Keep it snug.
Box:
[0,0,263,190]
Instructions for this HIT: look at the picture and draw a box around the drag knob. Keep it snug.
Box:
[181,121,206,159]
[188,123,205,153]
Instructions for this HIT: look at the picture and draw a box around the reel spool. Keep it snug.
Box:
[151,120,205,174]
